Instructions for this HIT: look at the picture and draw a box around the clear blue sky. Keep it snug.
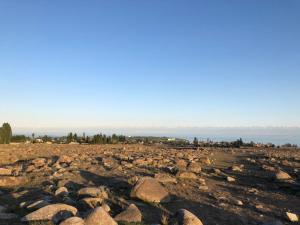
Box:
[0,0,299,128]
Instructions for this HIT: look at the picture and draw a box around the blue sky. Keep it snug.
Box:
[0,1,300,128]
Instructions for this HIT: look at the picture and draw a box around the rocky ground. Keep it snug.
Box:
[0,144,299,225]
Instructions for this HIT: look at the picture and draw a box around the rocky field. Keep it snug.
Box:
[0,144,299,225]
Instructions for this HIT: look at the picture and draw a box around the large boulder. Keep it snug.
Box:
[59,216,85,225]
[114,204,142,222]
[85,207,117,225]
[130,177,170,203]
[173,209,204,225]
[21,203,77,223]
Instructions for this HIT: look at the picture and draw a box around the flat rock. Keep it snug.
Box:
[130,177,170,203]
[85,207,117,225]
[21,203,78,223]
[114,204,142,222]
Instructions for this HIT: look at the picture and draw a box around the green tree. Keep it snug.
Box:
[0,127,4,144]
[2,123,12,144]
[67,132,73,143]
[193,137,199,146]
[73,133,78,142]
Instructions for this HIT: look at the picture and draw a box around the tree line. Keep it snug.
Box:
[0,123,12,144]
[66,132,126,144]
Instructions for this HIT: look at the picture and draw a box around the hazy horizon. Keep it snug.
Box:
[13,126,300,145]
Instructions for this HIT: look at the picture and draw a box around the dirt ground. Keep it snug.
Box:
[0,144,299,225]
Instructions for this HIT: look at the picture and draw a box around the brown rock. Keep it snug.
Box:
[155,173,177,184]
[80,197,103,209]
[59,217,85,225]
[174,209,204,225]
[78,187,108,198]
[275,171,292,181]
[55,187,69,197]
[115,204,142,222]
[130,177,170,203]
[85,207,117,225]
[177,171,198,180]
[32,158,47,168]
[286,212,298,222]
[57,155,73,164]
[21,203,77,223]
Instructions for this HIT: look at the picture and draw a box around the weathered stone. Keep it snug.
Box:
[115,204,142,222]
[286,212,298,222]
[101,203,111,212]
[59,216,85,225]
[80,197,103,209]
[230,165,242,172]
[130,177,170,203]
[227,176,236,182]
[21,203,77,223]
[85,207,117,225]
[55,187,69,197]
[78,187,108,199]
[174,209,203,225]
[155,173,177,184]
[177,171,198,179]
[275,171,292,181]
